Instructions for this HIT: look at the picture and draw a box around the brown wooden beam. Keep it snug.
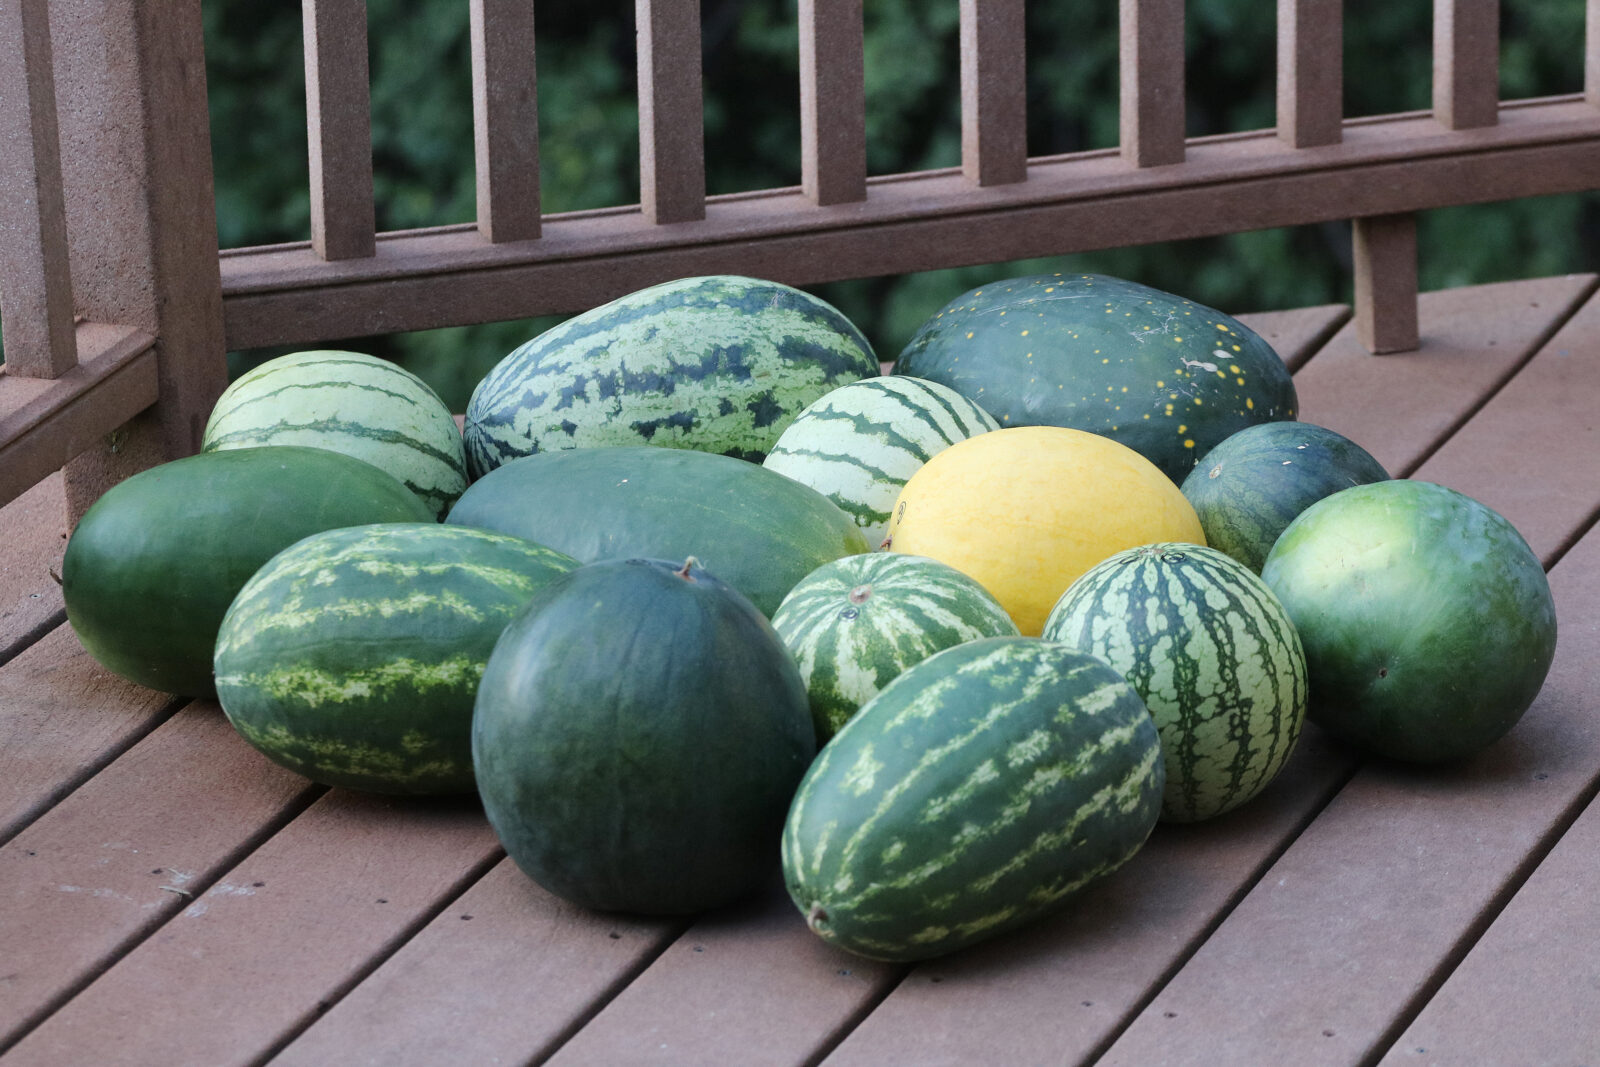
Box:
[470,0,540,243]
[799,0,865,205]
[960,0,1027,187]
[1277,0,1343,148]
[304,0,377,259]
[1354,213,1421,353]
[1121,0,1186,167]
[637,0,705,224]
[1434,0,1500,130]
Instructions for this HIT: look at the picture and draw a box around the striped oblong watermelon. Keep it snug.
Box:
[771,552,1019,742]
[463,275,879,476]
[782,636,1164,962]
[1042,543,1306,822]
[763,376,998,547]
[203,350,468,519]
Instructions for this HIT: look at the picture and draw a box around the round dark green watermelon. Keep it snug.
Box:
[62,447,435,698]
[1261,480,1556,764]
[463,275,879,477]
[894,273,1297,483]
[445,445,871,616]
[473,557,816,915]
[1181,421,1390,573]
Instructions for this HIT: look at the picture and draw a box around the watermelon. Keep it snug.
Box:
[771,553,1020,742]
[62,447,435,697]
[463,275,879,476]
[762,376,999,548]
[1181,421,1390,573]
[213,523,578,794]
[894,273,1298,483]
[203,349,468,519]
[473,557,817,914]
[445,446,870,617]
[782,636,1164,961]
[1042,543,1307,822]
[1261,480,1556,764]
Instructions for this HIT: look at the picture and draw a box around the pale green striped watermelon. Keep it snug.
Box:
[463,275,879,476]
[213,523,577,794]
[772,552,1019,742]
[1042,543,1306,823]
[203,349,468,518]
[762,376,999,547]
[783,636,1164,962]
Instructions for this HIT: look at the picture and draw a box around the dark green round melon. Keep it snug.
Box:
[62,447,435,697]
[473,557,817,915]
[894,273,1298,483]
[1181,421,1390,573]
[463,274,879,477]
[214,523,578,794]
[445,445,871,616]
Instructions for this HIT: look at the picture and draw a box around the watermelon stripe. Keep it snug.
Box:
[204,421,467,475]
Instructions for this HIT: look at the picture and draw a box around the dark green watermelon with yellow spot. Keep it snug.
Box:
[893,273,1297,483]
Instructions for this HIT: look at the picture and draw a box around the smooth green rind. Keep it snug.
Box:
[1261,480,1556,764]
[1042,543,1307,822]
[772,553,1019,742]
[445,446,872,617]
[893,273,1297,483]
[473,557,817,915]
[782,636,1163,961]
[214,523,578,794]
[762,376,999,547]
[463,275,879,476]
[62,447,435,698]
[1181,421,1390,573]
[203,349,468,519]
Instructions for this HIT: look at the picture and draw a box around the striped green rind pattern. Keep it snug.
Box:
[772,553,1019,742]
[203,349,468,519]
[1042,543,1306,823]
[462,275,879,477]
[214,523,578,794]
[762,376,999,547]
[782,636,1163,962]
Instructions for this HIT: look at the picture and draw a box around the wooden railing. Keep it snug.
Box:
[4,0,1600,516]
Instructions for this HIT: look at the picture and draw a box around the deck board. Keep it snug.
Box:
[0,472,65,667]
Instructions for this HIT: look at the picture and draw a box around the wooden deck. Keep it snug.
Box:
[2,275,1599,1066]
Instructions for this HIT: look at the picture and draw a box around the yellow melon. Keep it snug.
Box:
[884,425,1204,635]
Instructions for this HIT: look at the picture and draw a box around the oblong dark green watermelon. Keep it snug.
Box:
[474,557,817,914]
[445,446,871,616]
[62,447,435,697]
[894,273,1298,483]
[782,636,1164,961]
[214,523,578,794]
[463,275,879,477]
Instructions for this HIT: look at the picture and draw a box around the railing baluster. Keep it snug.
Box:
[471,0,541,242]
[0,0,78,378]
[304,0,376,259]
[1120,0,1186,167]
[1587,0,1600,107]
[1277,0,1343,147]
[960,0,1027,186]
[637,0,705,224]
[800,0,865,205]
[1354,214,1421,354]
[1434,0,1500,129]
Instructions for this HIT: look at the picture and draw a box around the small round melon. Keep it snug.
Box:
[884,426,1206,635]
[204,349,467,518]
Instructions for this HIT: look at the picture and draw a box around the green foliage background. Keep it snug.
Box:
[204,0,1598,411]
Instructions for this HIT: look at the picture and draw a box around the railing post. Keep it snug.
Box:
[637,0,706,224]
[1277,0,1343,148]
[1434,0,1499,130]
[1353,214,1420,354]
[800,0,866,205]
[305,0,377,259]
[471,0,541,243]
[960,0,1027,187]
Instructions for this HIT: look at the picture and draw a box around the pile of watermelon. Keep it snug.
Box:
[61,272,1556,963]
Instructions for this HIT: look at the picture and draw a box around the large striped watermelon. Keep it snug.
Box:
[772,553,1019,742]
[463,275,879,476]
[782,637,1164,962]
[214,523,578,794]
[1042,543,1307,822]
[203,349,468,519]
[763,376,999,547]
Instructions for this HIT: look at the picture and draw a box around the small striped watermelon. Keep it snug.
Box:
[1042,543,1306,822]
[772,553,1019,742]
[763,376,999,547]
[203,349,468,518]
[214,523,578,794]
[463,275,879,476]
[782,636,1164,962]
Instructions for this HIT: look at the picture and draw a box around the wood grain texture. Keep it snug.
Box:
[1277,0,1343,148]
[799,0,865,205]
[637,0,705,224]
[1354,212,1420,354]
[304,0,376,259]
[1236,303,1351,372]
[1434,0,1500,130]
[471,0,540,242]
[960,0,1027,186]
[1120,0,1185,167]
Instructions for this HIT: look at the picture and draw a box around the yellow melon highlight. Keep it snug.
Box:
[884,426,1205,635]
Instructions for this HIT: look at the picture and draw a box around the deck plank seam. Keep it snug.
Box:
[0,604,65,672]
[803,964,912,1067]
